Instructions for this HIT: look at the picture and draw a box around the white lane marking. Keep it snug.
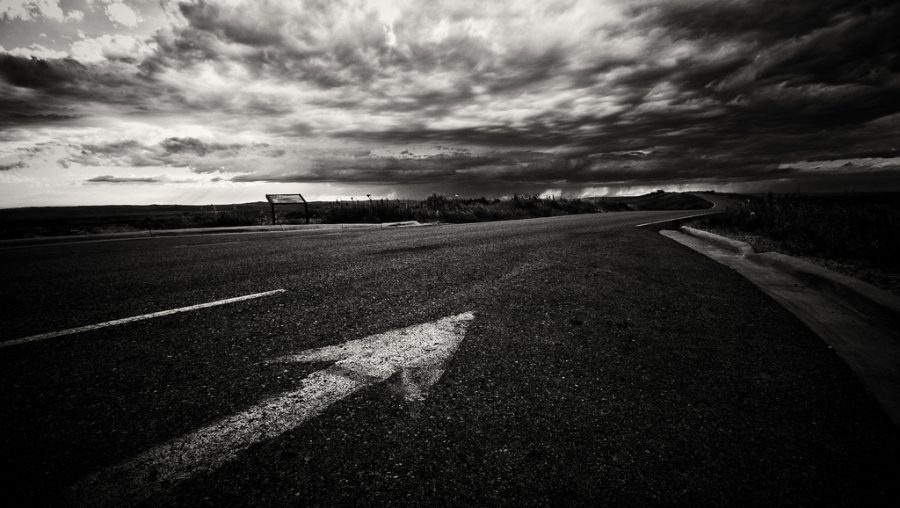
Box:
[634,211,716,228]
[1,289,287,350]
[269,311,475,402]
[69,312,475,507]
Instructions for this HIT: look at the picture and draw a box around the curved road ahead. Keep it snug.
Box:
[1,209,898,506]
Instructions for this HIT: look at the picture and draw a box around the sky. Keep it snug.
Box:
[1,0,898,207]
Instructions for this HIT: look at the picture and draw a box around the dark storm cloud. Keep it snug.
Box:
[138,0,581,117]
[4,0,900,197]
[0,160,25,171]
[230,152,507,184]
[320,0,900,190]
[159,137,241,155]
[85,175,166,184]
[143,0,392,89]
[333,124,575,148]
[80,140,142,154]
[63,137,251,168]
[632,0,893,42]
[228,148,773,189]
[0,104,81,126]
[0,57,85,125]
[621,0,900,141]
[0,53,173,122]
[0,54,88,89]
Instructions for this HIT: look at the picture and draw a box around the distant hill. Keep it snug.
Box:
[587,191,713,210]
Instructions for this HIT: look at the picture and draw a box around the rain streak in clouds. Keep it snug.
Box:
[1,0,899,206]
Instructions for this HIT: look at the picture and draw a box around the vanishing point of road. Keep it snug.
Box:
[2,209,898,506]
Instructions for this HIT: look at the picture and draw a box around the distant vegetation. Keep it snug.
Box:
[695,193,900,270]
[0,191,712,239]
[0,204,271,239]
[322,191,711,224]
[323,194,627,224]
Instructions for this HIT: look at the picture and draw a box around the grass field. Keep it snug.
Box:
[0,191,711,239]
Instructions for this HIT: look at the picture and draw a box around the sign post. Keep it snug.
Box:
[265,194,309,225]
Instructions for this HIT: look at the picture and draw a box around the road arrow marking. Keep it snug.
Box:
[69,312,475,507]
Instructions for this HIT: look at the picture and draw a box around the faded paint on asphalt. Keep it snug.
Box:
[70,313,474,507]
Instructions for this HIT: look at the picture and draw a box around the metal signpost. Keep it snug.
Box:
[266,193,309,225]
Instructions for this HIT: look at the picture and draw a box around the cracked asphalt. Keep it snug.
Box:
[1,210,898,506]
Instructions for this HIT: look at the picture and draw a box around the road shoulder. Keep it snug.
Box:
[661,227,900,429]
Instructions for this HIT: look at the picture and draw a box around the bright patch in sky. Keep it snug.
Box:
[103,1,140,28]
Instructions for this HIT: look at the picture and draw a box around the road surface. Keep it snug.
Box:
[1,210,898,506]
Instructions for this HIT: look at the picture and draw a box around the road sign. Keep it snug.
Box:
[266,194,307,204]
[70,312,476,506]
[265,193,308,224]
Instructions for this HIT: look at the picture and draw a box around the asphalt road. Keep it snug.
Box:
[1,209,898,506]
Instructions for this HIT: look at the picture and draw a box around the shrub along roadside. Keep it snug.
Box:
[694,193,900,270]
[321,194,630,224]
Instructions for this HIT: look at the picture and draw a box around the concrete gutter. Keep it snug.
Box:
[750,251,900,323]
[0,221,426,248]
[680,226,754,256]
[678,226,900,323]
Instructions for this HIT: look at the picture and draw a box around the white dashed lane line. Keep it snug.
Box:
[634,211,716,228]
[0,289,287,350]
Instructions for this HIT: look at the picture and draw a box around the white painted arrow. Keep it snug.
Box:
[69,312,475,507]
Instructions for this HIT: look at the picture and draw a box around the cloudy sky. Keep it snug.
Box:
[1,0,898,206]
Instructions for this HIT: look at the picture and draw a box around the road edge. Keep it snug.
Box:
[677,226,900,322]
[0,221,426,248]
